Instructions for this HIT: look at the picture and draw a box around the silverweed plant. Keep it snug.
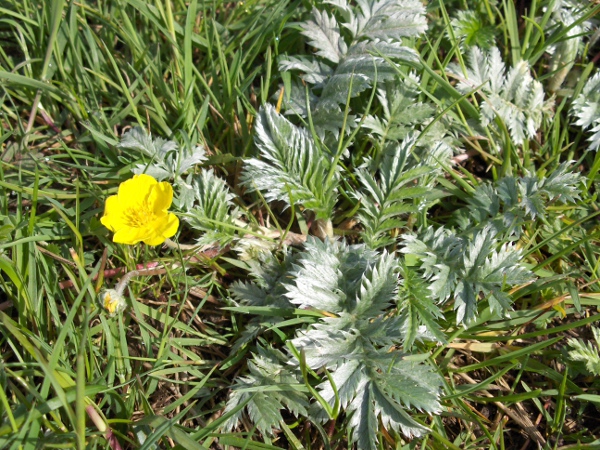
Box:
[1,0,600,449]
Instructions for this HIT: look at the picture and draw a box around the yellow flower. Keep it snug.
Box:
[101,174,179,245]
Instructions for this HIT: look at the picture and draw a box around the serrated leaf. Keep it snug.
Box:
[349,0,427,41]
[243,104,338,219]
[449,46,546,145]
[122,127,207,181]
[539,161,582,203]
[356,135,440,249]
[230,251,299,308]
[353,252,399,316]
[183,169,238,246]
[347,381,378,450]
[398,264,446,349]
[455,164,581,235]
[285,237,380,313]
[222,346,309,435]
[451,10,496,49]
[372,384,428,438]
[292,327,359,368]
[278,56,333,85]
[567,328,600,376]
[401,225,534,324]
[229,235,444,444]
[572,71,600,149]
[372,356,442,413]
[301,9,347,64]
[283,0,426,135]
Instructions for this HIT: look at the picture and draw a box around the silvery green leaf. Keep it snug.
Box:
[123,127,207,180]
[347,381,378,450]
[453,280,478,324]
[449,46,546,145]
[178,145,207,172]
[571,71,600,150]
[540,161,581,202]
[285,237,381,312]
[222,346,308,435]
[356,135,441,248]
[276,80,346,139]
[496,177,519,207]
[372,384,429,438]
[233,237,279,262]
[357,315,405,347]
[245,391,286,435]
[292,328,359,368]
[352,252,398,316]
[401,225,534,324]
[323,0,353,21]
[567,327,600,376]
[133,164,171,181]
[451,46,504,94]
[429,261,456,305]
[230,248,300,308]
[231,279,294,309]
[286,238,369,312]
[278,56,333,85]
[228,233,444,444]
[371,354,442,414]
[341,350,441,448]
[242,104,338,219]
[518,175,546,218]
[184,169,237,246]
[362,80,434,141]
[312,102,356,138]
[285,251,345,311]
[319,72,371,109]
[398,264,446,349]
[362,115,387,137]
[119,126,172,157]
[352,40,419,62]
[567,339,600,376]
[176,175,196,210]
[300,9,347,64]
[421,140,454,171]
[279,0,428,142]
[455,164,581,236]
[315,359,365,410]
[350,0,427,41]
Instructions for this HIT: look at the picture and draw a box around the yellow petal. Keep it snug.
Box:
[161,213,179,239]
[113,225,149,245]
[118,174,157,209]
[143,234,167,246]
[101,195,126,231]
[148,181,173,214]
[142,213,179,246]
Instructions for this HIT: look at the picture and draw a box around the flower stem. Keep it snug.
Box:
[113,266,167,296]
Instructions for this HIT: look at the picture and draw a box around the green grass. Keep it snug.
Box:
[1,0,600,448]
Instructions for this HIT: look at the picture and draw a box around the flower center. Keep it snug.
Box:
[123,202,153,228]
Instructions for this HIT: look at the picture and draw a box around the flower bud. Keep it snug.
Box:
[101,289,127,316]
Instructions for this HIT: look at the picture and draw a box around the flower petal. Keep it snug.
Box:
[113,225,149,245]
[161,213,179,239]
[118,174,156,209]
[148,181,174,214]
[142,213,179,245]
[143,234,168,246]
[101,195,126,231]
